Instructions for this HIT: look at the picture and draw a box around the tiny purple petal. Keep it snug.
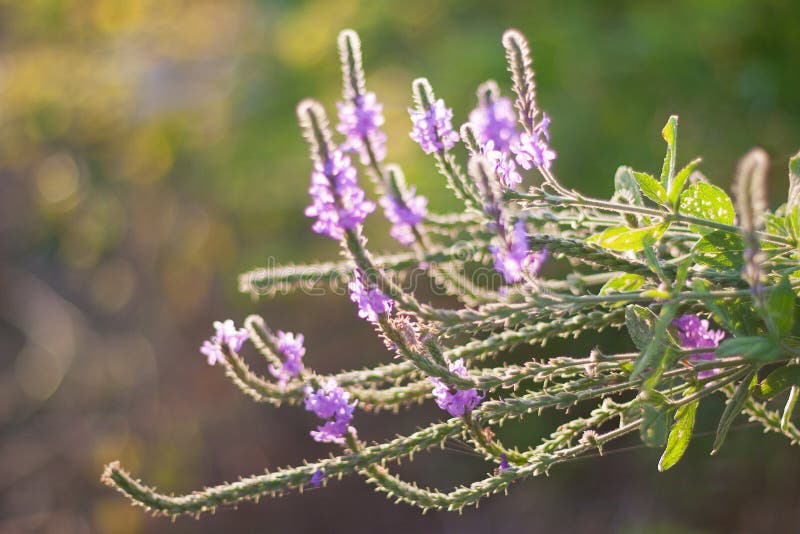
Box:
[510,113,556,170]
[673,314,726,378]
[304,378,357,444]
[269,330,306,385]
[428,359,483,417]
[491,220,547,283]
[310,469,325,488]
[499,454,510,471]
[484,141,523,189]
[379,186,428,246]
[409,98,460,154]
[200,340,225,366]
[337,92,386,165]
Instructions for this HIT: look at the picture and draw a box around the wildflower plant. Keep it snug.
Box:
[103,28,800,517]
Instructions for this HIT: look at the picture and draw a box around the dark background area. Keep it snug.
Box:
[1,1,799,532]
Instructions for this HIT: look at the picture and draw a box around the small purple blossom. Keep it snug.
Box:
[491,220,547,284]
[673,314,726,379]
[304,378,357,444]
[499,454,510,471]
[268,331,306,385]
[305,149,375,240]
[428,359,484,417]
[310,469,325,488]
[469,95,518,152]
[337,91,387,165]
[510,113,556,170]
[409,98,460,154]
[484,141,523,189]
[379,187,428,246]
[349,270,393,322]
[200,320,249,365]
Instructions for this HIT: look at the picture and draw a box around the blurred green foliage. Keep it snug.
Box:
[1,1,799,532]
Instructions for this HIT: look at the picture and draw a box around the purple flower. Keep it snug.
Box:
[469,95,518,152]
[305,149,375,241]
[379,187,428,246]
[491,220,547,284]
[428,359,484,417]
[409,98,460,154]
[268,330,306,385]
[200,340,225,366]
[484,141,522,189]
[337,91,387,165]
[499,454,510,471]
[304,378,357,444]
[310,469,325,488]
[673,315,726,379]
[349,270,393,322]
[510,113,556,170]
[200,320,249,365]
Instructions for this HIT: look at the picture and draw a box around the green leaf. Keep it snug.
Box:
[668,157,702,207]
[753,365,800,400]
[766,276,795,337]
[716,336,781,361]
[588,224,668,252]
[599,273,647,297]
[678,182,735,235]
[658,399,698,471]
[660,115,678,188]
[640,401,670,448]
[625,305,658,352]
[788,150,800,210]
[614,166,645,207]
[693,231,745,270]
[633,172,667,204]
[712,371,756,455]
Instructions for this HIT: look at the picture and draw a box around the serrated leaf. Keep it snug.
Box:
[766,276,795,337]
[640,402,670,448]
[661,115,678,188]
[588,224,668,252]
[693,231,745,270]
[678,182,735,235]
[753,365,800,400]
[712,371,756,455]
[716,336,781,361]
[599,273,646,297]
[633,171,667,204]
[658,399,698,471]
[625,305,658,352]
[668,157,702,207]
[614,165,645,207]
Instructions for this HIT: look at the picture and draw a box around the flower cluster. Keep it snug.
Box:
[484,141,523,189]
[469,89,518,152]
[305,148,375,241]
[379,187,428,246]
[491,220,548,284]
[199,320,248,366]
[349,269,393,322]
[510,113,556,170]
[409,98,460,154]
[268,330,306,385]
[337,91,387,164]
[428,359,484,417]
[304,379,357,444]
[673,315,726,378]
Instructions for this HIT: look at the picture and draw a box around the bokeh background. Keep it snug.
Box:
[2,1,800,532]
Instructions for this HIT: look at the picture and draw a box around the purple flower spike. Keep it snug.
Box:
[511,113,556,171]
[310,469,325,488]
[469,94,518,152]
[304,378,357,444]
[491,220,547,284]
[673,315,726,379]
[349,270,393,322]
[337,91,387,165]
[268,330,306,385]
[428,359,484,417]
[305,149,375,241]
[409,98,460,155]
[201,320,248,366]
[379,186,428,246]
